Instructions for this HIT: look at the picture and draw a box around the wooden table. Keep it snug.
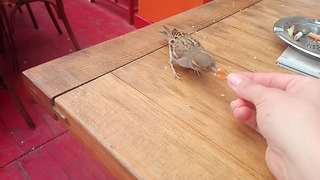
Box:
[22,0,320,179]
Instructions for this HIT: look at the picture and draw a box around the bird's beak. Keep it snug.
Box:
[211,67,218,73]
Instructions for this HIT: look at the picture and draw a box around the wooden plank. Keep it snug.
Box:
[44,132,115,180]
[20,147,69,179]
[110,47,273,178]
[0,122,22,167]
[278,0,320,11]
[0,161,27,179]
[53,17,292,178]
[54,74,266,180]
[193,22,288,73]
[221,0,320,43]
[105,10,296,177]
[52,2,296,178]
[22,0,260,117]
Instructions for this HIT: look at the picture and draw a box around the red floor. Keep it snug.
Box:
[0,0,136,179]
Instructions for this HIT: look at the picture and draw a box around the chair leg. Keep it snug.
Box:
[0,28,3,52]
[0,75,36,130]
[26,3,38,29]
[44,2,62,34]
[9,4,22,13]
[0,5,19,75]
[5,80,36,130]
[11,3,39,33]
[55,0,80,50]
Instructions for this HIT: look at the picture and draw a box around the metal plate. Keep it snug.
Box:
[273,16,320,58]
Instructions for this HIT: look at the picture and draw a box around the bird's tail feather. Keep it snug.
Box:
[159,26,172,39]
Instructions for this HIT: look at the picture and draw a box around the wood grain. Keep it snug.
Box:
[193,22,287,73]
[53,13,297,178]
[22,0,260,116]
[221,0,320,43]
[111,47,272,178]
[55,74,266,179]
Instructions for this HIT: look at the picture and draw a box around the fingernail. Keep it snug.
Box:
[227,73,246,87]
[230,100,236,108]
[233,107,240,115]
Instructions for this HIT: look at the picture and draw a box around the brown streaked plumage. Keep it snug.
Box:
[160,26,217,79]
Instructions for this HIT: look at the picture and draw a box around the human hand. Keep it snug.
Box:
[227,72,320,180]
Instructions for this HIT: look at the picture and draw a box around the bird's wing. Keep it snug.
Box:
[169,33,204,60]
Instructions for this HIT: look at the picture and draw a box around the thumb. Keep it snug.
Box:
[227,73,274,105]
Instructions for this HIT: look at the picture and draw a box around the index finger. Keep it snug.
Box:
[234,72,306,91]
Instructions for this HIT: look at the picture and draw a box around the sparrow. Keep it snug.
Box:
[160,26,218,79]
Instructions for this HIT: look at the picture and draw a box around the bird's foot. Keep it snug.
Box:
[170,63,181,79]
[173,71,181,79]
[194,70,201,76]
